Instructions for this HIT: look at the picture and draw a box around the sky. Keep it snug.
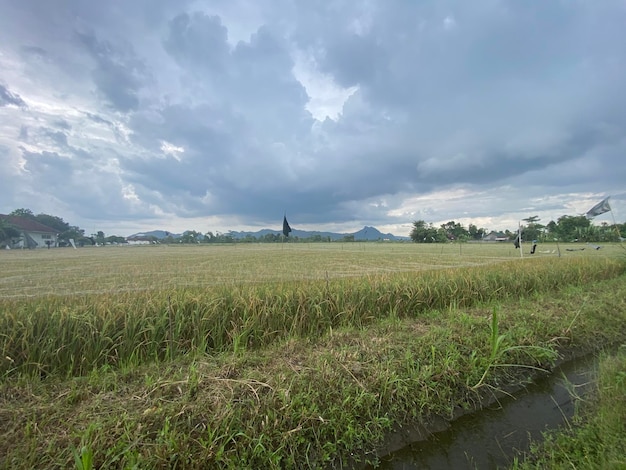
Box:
[1,1,625,237]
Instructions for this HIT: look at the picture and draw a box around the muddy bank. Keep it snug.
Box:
[363,350,602,469]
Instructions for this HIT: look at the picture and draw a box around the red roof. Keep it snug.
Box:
[0,215,59,233]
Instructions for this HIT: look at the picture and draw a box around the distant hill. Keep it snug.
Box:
[128,226,408,241]
[353,226,406,241]
[228,225,407,241]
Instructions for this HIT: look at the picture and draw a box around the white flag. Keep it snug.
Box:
[586,197,611,218]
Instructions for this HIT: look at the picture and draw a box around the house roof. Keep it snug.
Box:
[0,214,59,234]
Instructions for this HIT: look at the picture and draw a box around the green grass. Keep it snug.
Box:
[511,345,626,469]
[1,243,625,468]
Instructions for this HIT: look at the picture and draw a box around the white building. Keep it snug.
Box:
[0,215,59,248]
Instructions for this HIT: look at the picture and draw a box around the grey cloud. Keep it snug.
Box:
[164,13,230,73]
[163,13,309,114]
[123,103,238,202]
[0,84,27,107]
[21,150,74,189]
[43,129,69,147]
[231,26,310,118]
[19,46,50,64]
[0,144,19,203]
[53,119,72,130]
[292,1,626,192]
[16,125,71,151]
[19,147,155,221]
[1,0,625,235]
[124,99,312,219]
[84,112,112,125]
[76,31,148,112]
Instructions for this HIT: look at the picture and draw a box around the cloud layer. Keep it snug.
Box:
[1,1,625,236]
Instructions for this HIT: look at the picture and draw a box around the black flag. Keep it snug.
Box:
[282,215,292,237]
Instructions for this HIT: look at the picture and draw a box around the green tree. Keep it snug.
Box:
[503,229,517,242]
[210,231,234,243]
[62,226,86,245]
[242,234,257,243]
[35,213,70,233]
[545,220,558,239]
[9,208,35,218]
[263,233,281,243]
[468,223,487,240]
[0,218,21,247]
[95,231,106,245]
[522,215,545,242]
[440,221,469,240]
[180,230,203,243]
[410,220,441,243]
[163,233,177,243]
[553,215,591,242]
[105,235,126,244]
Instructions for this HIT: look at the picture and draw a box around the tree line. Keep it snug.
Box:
[1,209,358,247]
[410,215,625,243]
[3,207,623,248]
[160,231,352,244]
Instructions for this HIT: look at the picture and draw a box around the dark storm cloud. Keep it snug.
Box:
[109,12,318,220]
[162,12,310,132]
[297,1,626,189]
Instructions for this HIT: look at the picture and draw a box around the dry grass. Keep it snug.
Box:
[2,242,610,298]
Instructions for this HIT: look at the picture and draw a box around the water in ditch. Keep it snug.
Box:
[370,354,598,469]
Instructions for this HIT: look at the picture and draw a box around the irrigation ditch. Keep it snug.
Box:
[364,349,611,469]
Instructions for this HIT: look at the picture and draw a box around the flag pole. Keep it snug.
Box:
[519,222,523,258]
[608,201,625,250]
